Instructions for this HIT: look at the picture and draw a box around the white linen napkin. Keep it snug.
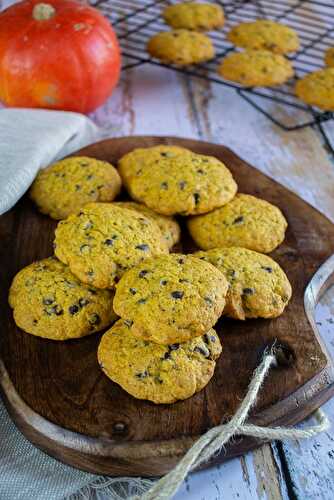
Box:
[0,108,101,215]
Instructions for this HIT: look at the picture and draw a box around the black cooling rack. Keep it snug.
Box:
[92,0,334,144]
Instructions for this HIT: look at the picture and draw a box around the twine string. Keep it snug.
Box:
[135,351,330,500]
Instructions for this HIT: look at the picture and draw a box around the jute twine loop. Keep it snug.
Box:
[134,350,330,500]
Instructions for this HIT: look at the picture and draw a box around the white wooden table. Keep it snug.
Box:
[1,0,334,498]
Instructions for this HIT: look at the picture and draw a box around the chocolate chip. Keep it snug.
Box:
[137,298,147,304]
[88,288,97,295]
[160,181,168,190]
[204,296,214,306]
[233,216,244,224]
[129,288,137,295]
[178,258,185,264]
[90,189,96,195]
[69,305,79,315]
[194,193,200,205]
[45,305,63,316]
[169,343,179,350]
[75,184,81,191]
[262,266,273,273]
[179,181,187,190]
[160,151,173,157]
[43,297,54,305]
[139,270,149,278]
[89,313,101,325]
[204,333,216,344]
[33,319,38,325]
[179,278,189,283]
[124,319,133,327]
[163,351,171,360]
[160,279,168,286]
[135,244,149,251]
[171,291,184,299]
[194,346,210,357]
[197,169,204,174]
[104,239,114,246]
[79,298,89,308]
[86,174,93,180]
[243,288,254,295]
[155,376,163,384]
[136,371,148,379]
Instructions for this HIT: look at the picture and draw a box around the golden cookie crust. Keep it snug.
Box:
[163,2,224,31]
[218,50,294,87]
[195,247,292,320]
[147,29,215,66]
[324,47,334,68]
[118,146,237,216]
[54,203,169,289]
[9,257,117,340]
[113,254,228,344]
[98,319,222,404]
[30,156,122,220]
[295,68,334,111]
[187,193,287,253]
[227,20,300,54]
[112,201,180,249]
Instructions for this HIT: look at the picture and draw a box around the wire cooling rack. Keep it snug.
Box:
[92,0,334,140]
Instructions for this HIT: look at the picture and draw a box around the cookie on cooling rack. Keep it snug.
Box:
[98,319,222,404]
[227,20,300,54]
[187,193,287,253]
[9,257,117,340]
[30,156,122,220]
[163,2,225,31]
[295,68,334,110]
[218,49,294,87]
[147,29,215,66]
[113,254,228,345]
[195,247,292,320]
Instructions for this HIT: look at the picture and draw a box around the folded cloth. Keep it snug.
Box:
[0,108,101,215]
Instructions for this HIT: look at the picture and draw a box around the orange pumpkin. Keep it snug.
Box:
[0,0,121,113]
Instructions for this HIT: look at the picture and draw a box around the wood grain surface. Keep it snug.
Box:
[0,136,334,476]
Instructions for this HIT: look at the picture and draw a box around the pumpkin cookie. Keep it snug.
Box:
[98,319,222,404]
[30,156,122,220]
[227,20,300,54]
[163,2,224,31]
[218,50,294,87]
[119,147,237,216]
[295,68,334,111]
[112,201,180,250]
[9,257,117,340]
[324,47,334,68]
[147,29,215,66]
[195,247,292,320]
[187,194,287,253]
[113,254,228,344]
[54,203,168,289]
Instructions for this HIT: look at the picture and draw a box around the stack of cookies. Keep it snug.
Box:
[9,143,292,405]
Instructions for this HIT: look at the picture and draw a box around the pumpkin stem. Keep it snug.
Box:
[32,3,56,20]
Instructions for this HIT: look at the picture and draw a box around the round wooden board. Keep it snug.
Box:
[1,136,334,477]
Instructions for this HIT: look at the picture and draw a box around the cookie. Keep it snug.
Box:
[113,254,228,345]
[30,156,122,220]
[112,201,180,250]
[9,257,117,340]
[118,146,237,216]
[98,319,222,404]
[218,50,294,87]
[195,247,292,320]
[118,144,192,185]
[227,20,300,54]
[147,29,215,66]
[54,203,169,289]
[295,68,334,111]
[163,2,224,31]
[187,193,287,253]
[324,47,334,68]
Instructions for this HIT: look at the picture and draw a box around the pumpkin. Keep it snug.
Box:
[0,0,121,113]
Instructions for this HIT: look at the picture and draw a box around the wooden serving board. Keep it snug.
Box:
[1,136,334,477]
